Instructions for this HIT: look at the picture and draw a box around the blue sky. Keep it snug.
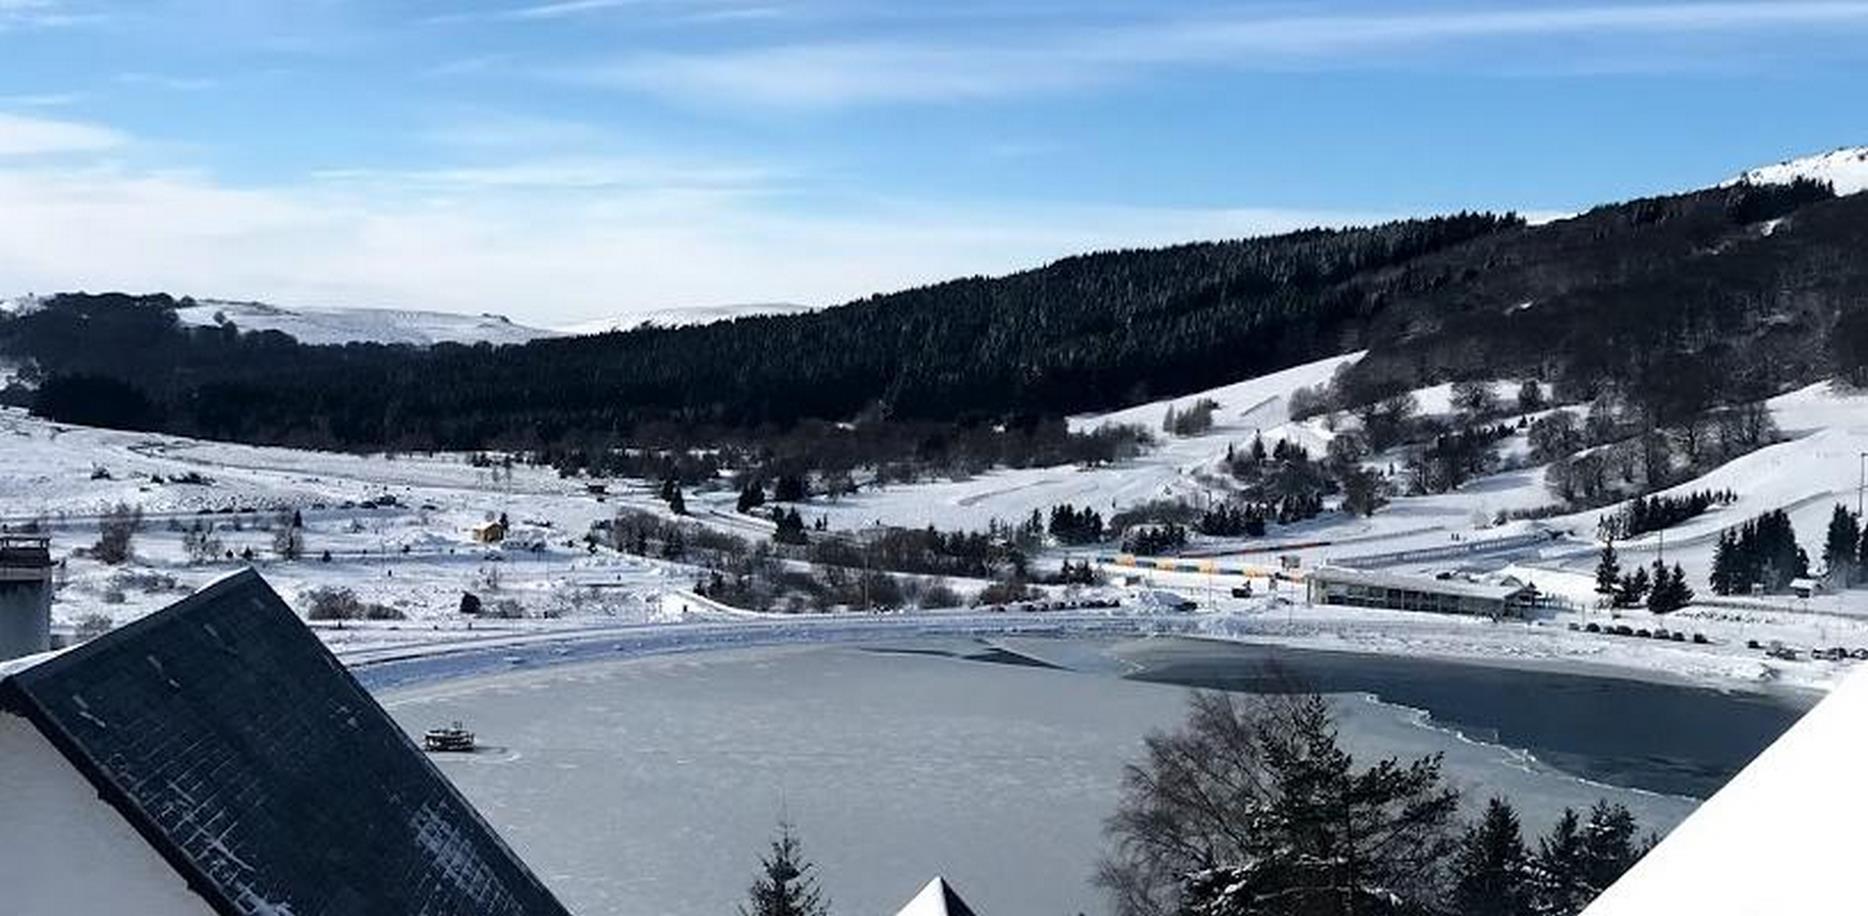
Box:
[0,0,1864,324]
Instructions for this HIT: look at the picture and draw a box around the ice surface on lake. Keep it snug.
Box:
[382,640,1696,916]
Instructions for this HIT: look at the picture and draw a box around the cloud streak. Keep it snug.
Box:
[568,2,1868,107]
[0,112,127,156]
[0,151,1390,324]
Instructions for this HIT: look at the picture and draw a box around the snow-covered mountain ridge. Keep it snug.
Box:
[149,299,815,346]
[1730,146,1868,196]
[174,299,555,347]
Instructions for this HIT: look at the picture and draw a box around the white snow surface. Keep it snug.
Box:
[9,347,1868,695]
[1584,664,1868,915]
[1730,145,1868,196]
[172,299,554,347]
[162,297,815,344]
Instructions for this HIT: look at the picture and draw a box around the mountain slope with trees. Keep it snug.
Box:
[4,175,1866,458]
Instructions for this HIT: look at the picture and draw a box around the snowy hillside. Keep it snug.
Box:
[1731,146,1868,196]
[173,299,556,347]
[162,297,817,344]
[13,340,1868,693]
[557,302,814,334]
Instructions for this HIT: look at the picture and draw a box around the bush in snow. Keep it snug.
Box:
[74,613,114,641]
[92,502,143,565]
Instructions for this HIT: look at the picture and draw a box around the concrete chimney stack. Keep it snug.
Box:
[0,535,54,661]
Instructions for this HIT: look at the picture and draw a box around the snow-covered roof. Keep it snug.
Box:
[0,569,571,916]
[1584,666,1862,914]
[1308,566,1533,602]
[894,877,980,916]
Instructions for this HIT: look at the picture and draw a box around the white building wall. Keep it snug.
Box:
[0,711,216,916]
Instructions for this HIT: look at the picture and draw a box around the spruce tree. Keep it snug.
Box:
[1617,566,1649,609]
[1709,530,1736,595]
[1824,504,1861,586]
[740,821,829,916]
[1669,562,1693,610]
[1579,801,1644,895]
[1594,542,1621,602]
[1532,808,1593,916]
[1644,561,1672,613]
[737,479,766,514]
[1452,798,1534,916]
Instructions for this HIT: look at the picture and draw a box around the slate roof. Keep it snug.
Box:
[0,569,572,916]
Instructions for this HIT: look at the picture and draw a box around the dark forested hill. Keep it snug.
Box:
[3,176,1865,455]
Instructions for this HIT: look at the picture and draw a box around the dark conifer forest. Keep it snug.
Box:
[4,176,1865,458]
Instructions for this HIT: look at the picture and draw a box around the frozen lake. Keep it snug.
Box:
[379,637,1805,916]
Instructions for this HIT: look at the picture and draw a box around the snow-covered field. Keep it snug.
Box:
[172,299,554,346]
[9,341,1868,696]
[165,298,818,345]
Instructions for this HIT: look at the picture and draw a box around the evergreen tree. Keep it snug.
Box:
[668,486,688,516]
[740,821,829,916]
[1709,530,1736,595]
[1823,504,1861,586]
[1101,692,1460,916]
[1644,561,1673,613]
[737,478,766,514]
[1594,542,1621,601]
[1616,565,1649,609]
[1452,798,1534,916]
[1669,562,1693,610]
[774,508,808,545]
[1579,802,1644,895]
[774,474,809,503]
[1531,808,1593,916]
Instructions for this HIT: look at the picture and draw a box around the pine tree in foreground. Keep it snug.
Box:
[1452,798,1533,916]
[1531,807,1593,916]
[741,820,829,916]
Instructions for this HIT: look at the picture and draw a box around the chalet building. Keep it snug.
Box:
[471,519,508,544]
[1305,566,1539,618]
[0,569,570,916]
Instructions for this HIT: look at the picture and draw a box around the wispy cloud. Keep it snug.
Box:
[0,0,99,29]
[429,0,745,25]
[0,112,127,156]
[116,72,219,92]
[311,156,779,195]
[0,92,85,108]
[567,1,1868,107]
[0,117,1388,322]
[497,0,639,20]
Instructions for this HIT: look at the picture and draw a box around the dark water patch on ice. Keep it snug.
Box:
[860,640,1065,670]
[1118,637,1812,800]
